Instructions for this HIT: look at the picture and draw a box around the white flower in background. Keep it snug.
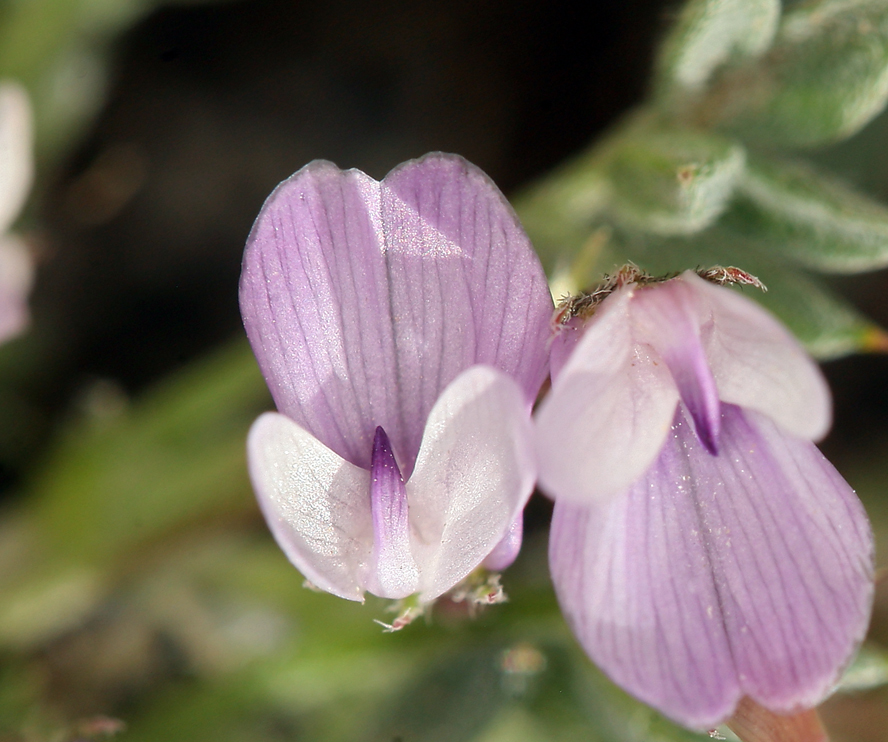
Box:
[0,82,33,344]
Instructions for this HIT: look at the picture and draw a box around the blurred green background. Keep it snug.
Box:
[1,0,888,740]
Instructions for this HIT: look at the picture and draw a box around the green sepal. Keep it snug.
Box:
[602,121,746,236]
[724,154,888,272]
[654,0,779,93]
[703,0,888,147]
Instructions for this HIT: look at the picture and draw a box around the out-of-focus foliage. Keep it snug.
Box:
[0,340,723,742]
[0,341,266,651]
[837,642,888,693]
[0,0,218,164]
[516,0,888,359]
[654,0,779,94]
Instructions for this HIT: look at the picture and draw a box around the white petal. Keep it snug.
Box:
[682,271,831,440]
[535,287,679,503]
[247,412,372,602]
[0,83,32,234]
[407,365,535,601]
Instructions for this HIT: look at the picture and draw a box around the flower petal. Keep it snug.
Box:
[703,405,872,715]
[0,83,32,235]
[240,162,392,470]
[632,279,722,453]
[366,426,419,599]
[550,434,738,729]
[382,154,553,408]
[682,271,832,440]
[407,365,535,601]
[247,412,372,602]
[240,154,552,474]
[550,403,873,729]
[535,287,679,503]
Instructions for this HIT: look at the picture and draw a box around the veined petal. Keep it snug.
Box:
[550,403,873,729]
[407,365,535,601]
[366,427,419,599]
[550,424,737,729]
[0,83,32,235]
[0,235,31,343]
[632,279,721,454]
[240,162,394,470]
[536,287,679,503]
[382,154,553,410]
[247,412,372,602]
[240,154,552,475]
[682,271,832,441]
[703,405,872,715]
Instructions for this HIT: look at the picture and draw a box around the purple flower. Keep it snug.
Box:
[240,153,552,603]
[535,271,874,729]
[0,82,33,344]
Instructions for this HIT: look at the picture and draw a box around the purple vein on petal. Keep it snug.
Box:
[257,204,349,455]
[243,154,552,477]
[654,443,709,709]
[689,418,799,677]
[633,281,721,454]
[713,431,817,684]
[549,390,872,729]
[367,426,418,599]
[686,404,872,712]
[649,416,733,714]
[287,192,356,456]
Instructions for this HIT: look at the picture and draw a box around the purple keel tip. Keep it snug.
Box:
[368,426,419,598]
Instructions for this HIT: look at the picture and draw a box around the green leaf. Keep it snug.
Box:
[738,263,884,358]
[513,112,746,271]
[706,0,888,147]
[725,154,888,272]
[837,642,888,693]
[0,656,42,736]
[655,0,779,93]
[603,120,746,237]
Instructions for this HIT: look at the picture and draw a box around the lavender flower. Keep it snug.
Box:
[0,82,33,344]
[535,270,874,729]
[240,153,552,602]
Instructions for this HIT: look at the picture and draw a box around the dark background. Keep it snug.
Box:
[38,0,666,397]
[6,0,888,505]
[0,0,684,493]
